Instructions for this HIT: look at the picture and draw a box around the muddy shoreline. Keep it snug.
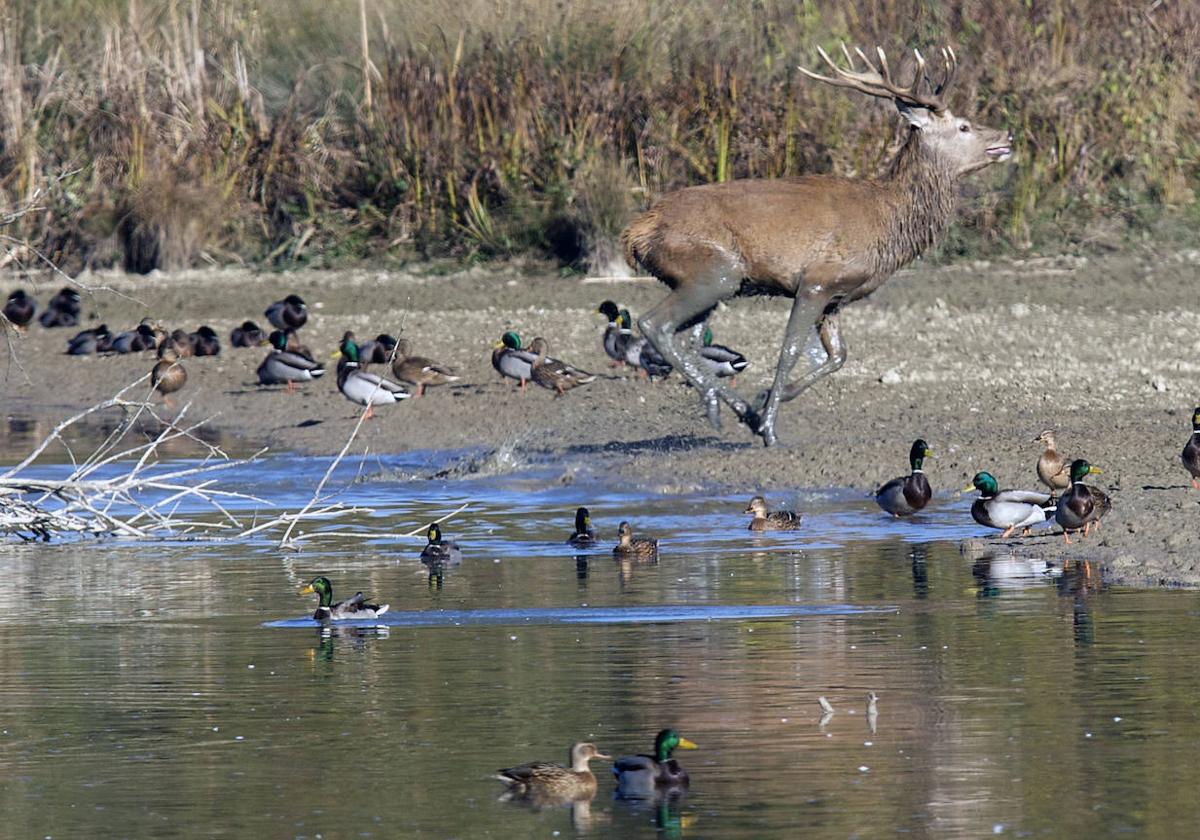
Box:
[3,250,1200,586]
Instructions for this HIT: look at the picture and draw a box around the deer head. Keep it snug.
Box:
[800,44,1011,177]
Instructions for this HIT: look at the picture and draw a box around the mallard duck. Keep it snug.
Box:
[618,309,671,379]
[568,506,599,547]
[529,337,596,396]
[67,324,112,355]
[496,742,611,800]
[492,331,538,391]
[598,300,626,367]
[299,575,389,621]
[230,320,268,348]
[258,329,325,390]
[152,346,187,407]
[265,294,308,331]
[391,338,460,397]
[162,329,194,358]
[419,523,463,564]
[360,333,398,365]
[963,472,1054,539]
[111,322,158,353]
[613,521,658,560]
[1033,430,1070,495]
[335,337,410,418]
[39,287,80,328]
[1183,408,1200,490]
[3,289,35,330]
[745,495,803,531]
[188,325,221,357]
[1055,459,1111,543]
[875,439,933,517]
[699,326,748,382]
[613,729,697,794]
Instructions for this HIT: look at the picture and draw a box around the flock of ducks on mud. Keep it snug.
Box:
[8,286,1200,541]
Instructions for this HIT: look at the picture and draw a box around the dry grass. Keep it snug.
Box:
[0,0,1196,273]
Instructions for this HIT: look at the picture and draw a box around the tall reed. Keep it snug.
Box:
[0,0,1195,273]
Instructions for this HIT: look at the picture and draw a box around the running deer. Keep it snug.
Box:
[622,45,1012,446]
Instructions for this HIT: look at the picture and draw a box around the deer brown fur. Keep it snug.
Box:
[623,45,1012,446]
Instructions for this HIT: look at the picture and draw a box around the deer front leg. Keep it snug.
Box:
[753,295,830,446]
[639,275,748,429]
[777,306,847,403]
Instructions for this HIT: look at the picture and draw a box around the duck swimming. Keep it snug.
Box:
[419,523,463,565]
[567,507,598,547]
[299,576,389,621]
[496,742,611,800]
[613,729,697,795]
[613,521,658,560]
[745,495,803,531]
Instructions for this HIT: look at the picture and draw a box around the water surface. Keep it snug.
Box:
[1,451,1198,838]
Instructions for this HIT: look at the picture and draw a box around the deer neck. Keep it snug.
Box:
[876,132,959,273]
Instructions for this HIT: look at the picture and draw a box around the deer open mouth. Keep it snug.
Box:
[986,145,1012,160]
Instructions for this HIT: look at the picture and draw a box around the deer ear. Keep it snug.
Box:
[896,102,933,129]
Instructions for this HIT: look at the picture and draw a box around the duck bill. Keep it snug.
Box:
[330,350,343,359]
[593,752,613,761]
[299,584,315,595]
[924,449,934,458]
[960,483,976,493]
[1088,466,1103,475]
[676,738,698,750]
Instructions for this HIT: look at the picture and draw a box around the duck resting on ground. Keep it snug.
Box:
[619,309,671,380]
[3,289,35,330]
[265,294,308,331]
[745,495,803,531]
[299,576,389,621]
[230,320,268,348]
[1055,459,1111,543]
[1033,430,1070,496]
[1183,408,1200,490]
[528,337,596,396]
[567,506,599,547]
[335,337,410,418]
[492,331,538,391]
[391,338,460,397]
[257,329,325,390]
[67,324,112,355]
[613,729,697,795]
[963,472,1054,539]
[875,439,933,517]
[495,742,611,800]
[699,327,748,383]
[188,325,221,357]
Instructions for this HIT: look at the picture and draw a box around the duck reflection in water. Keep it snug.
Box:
[575,555,589,585]
[309,625,390,662]
[496,742,612,831]
[1057,563,1099,648]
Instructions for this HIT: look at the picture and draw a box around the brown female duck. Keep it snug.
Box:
[1033,430,1070,495]
[391,338,460,397]
[745,495,803,531]
[496,742,611,800]
[613,521,658,560]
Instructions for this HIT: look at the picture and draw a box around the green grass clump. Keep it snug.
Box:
[0,0,1196,273]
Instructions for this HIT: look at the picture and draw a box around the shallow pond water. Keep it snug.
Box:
[2,450,1199,838]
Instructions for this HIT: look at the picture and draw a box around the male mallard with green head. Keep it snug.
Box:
[1183,408,1200,490]
[699,326,748,383]
[613,521,658,560]
[492,330,538,392]
[745,495,802,531]
[299,575,389,621]
[420,523,463,564]
[258,329,325,391]
[875,439,933,517]
[619,309,671,380]
[1033,430,1070,495]
[567,506,598,547]
[963,472,1054,539]
[613,729,697,795]
[1055,459,1111,543]
[391,338,460,397]
[597,300,625,367]
[335,336,410,418]
[496,742,611,800]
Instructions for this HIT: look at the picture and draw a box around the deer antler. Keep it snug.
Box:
[799,43,957,114]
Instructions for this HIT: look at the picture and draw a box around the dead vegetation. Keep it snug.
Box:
[0,0,1195,273]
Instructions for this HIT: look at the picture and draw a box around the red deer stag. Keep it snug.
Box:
[622,45,1012,446]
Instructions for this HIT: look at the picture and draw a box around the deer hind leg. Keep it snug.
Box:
[753,295,832,446]
[639,272,747,429]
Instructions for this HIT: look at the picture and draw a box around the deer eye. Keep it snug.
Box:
[959,123,971,133]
